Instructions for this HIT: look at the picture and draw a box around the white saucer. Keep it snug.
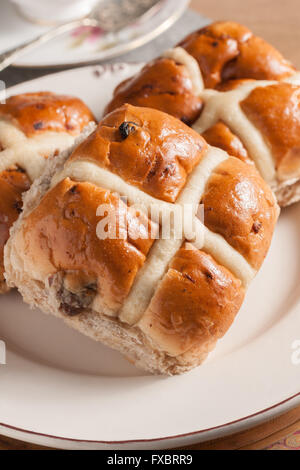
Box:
[0,0,189,68]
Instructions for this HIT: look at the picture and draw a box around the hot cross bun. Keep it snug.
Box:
[4,104,279,374]
[0,91,95,292]
[105,21,300,207]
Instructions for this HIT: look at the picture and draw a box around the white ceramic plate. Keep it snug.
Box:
[0,0,189,68]
[0,65,299,450]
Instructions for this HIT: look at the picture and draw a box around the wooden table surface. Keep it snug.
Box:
[1,0,299,450]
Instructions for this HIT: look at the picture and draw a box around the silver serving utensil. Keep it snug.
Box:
[0,0,162,72]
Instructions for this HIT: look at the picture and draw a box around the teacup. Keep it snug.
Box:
[10,0,101,25]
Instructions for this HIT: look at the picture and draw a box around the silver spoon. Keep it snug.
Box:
[0,0,162,73]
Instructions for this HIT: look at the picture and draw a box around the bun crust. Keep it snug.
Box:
[104,21,300,207]
[0,92,95,293]
[139,245,245,359]
[201,157,278,270]
[104,58,203,125]
[241,83,300,181]
[5,104,278,374]
[202,121,250,163]
[178,21,295,88]
[0,167,30,292]
[14,177,157,315]
[0,92,94,137]
[70,105,207,202]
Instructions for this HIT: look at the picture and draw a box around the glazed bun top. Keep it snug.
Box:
[0,91,95,292]
[104,57,203,125]
[52,103,278,273]
[103,21,297,138]
[240,82,300,181]
[0,92,95,137]
[178,21,295,88]
[70,103,208,203]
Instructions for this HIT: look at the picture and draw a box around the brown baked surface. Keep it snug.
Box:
[178,21,295,88]
[202,121,250,163]
[0,91,95,293]
[0,92,95,137]
[70,104,207,203]
[139,245,245,358]
[201,157,278,270]
[15,177,157,314]
[102,21,300,206]
[104,58,203,125]
[241,82,300,181]
[0,168,30,287]
[104,21,295,121]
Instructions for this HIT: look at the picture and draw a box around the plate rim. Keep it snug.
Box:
[11,0,191,69]
[0,393,299,448]
[1,62,300,451]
